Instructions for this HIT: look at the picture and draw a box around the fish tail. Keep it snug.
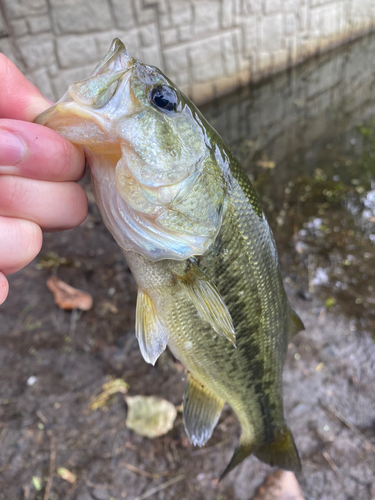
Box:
[219,426,301,480]
[254,425,301,473]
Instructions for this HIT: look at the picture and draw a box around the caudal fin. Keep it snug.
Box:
[220,426,301,480]
[255,426,301,473]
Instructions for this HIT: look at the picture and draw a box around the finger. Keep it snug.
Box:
[0,272,9,305]
[0,216,42,275]
[0,53,52,121]
[0,119,85,182]
[0,176,88,231]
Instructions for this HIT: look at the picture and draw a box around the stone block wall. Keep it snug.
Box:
[0,0,374,104]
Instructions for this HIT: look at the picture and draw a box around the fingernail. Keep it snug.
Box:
[0,129,26,167]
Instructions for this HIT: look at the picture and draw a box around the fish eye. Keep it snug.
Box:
[150,86,178,112]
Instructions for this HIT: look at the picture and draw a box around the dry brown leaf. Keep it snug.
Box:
[47,276,93,311]
[252,470,305,500]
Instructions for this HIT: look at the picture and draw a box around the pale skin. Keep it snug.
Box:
[0,54,87,305]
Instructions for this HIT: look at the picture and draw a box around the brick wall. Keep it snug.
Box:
[0,0,374,105]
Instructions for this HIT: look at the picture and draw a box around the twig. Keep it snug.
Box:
[0,465,11,473]
[322,403,375,454]
[36,411,48,424]
[85,479,112,490]
[191,438,231,456]
[322,451,341,478]
[0,426,8,448]
[302,460,321,470]
[64,473,86,500]
[133,474,185,500]
[37,412,56,500]
[23,485,30,500]
[69,308,80,339]
[120,462,154,479]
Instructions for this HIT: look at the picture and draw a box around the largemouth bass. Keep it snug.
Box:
[36,39,303,477]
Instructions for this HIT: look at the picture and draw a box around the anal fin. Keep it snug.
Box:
[177,260,236,346]
[183,373,224,447]
[136,288,168,366]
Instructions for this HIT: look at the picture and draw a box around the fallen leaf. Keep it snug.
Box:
[32,476,42,491]
[252,470,305,500]
[256,159,276,169]
[89,378,129,411]
[57,467,77,484]
[47,276,93,311]
[125,395,177,438]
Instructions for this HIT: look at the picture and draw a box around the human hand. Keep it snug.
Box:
[0,54,87,305]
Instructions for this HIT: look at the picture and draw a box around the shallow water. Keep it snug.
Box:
[201,32,375,336]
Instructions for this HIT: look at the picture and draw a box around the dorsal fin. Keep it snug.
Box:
[135,288,168,365]
[176,261,236,346]
[183,373,224,447]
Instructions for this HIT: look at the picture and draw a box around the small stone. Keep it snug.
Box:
[170,1,192,26]
[164,45,189,74]
[56,35,98,68]
[18,34,55,70]
[179,24,191,42]
[3,0,48,20]
[140,23,158,47]
[27,376,38,386]
[111,0,136,30]
[193,1,220,35]
[50,0,112,35]
[77,494,94,500]
[92,488,109,500]
[10,19,28,37]
[161,27,178,46]
[28,15,51,34]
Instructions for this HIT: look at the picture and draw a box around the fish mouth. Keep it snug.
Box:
[35,38,135,142]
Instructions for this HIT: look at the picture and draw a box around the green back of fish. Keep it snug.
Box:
[161,138,302,475]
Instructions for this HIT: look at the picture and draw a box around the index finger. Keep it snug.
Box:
[0,54,52,121]
[0,55,85,181]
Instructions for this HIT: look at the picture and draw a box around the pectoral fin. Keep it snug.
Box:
[183,373,224,447]
[177,261,236,346]
[136,288,168,365]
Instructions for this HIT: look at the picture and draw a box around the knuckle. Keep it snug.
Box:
[0,176,21,211]
[70,184,88,226]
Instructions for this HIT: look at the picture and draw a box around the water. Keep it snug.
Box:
[201,33,375,335]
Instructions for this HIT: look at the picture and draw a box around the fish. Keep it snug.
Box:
[36,39,304,478]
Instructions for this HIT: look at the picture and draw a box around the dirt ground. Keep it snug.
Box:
[1,173,374,500]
